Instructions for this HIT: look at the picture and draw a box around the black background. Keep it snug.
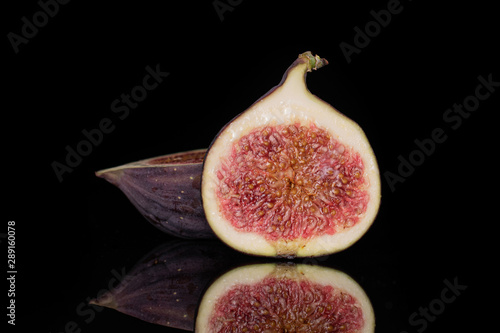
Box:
[4,0,498,332]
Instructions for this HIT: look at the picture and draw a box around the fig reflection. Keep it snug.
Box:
[90,240,240,331]
[90,241,374,332]
[197,263,374,333]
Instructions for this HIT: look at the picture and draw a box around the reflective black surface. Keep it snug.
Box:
[6,1,496,332]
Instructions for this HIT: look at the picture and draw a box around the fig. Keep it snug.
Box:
[202,52,381,257]
[196,263,375,332]
[89,240,242,331]
[96,149,214,239]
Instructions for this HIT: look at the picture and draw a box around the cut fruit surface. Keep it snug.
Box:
[216,123,369,241]
[195,263,375,333]
[202,52,381,257]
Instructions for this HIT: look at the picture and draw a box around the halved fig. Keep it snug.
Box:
[202,52,381,257]
[96,149,214,239]
[196,263,375,332]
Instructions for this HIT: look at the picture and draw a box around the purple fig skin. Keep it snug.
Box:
[89,240,242,331]
[96,149,215,239]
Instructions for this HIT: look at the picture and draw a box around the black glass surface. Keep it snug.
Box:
[5,1,495,332]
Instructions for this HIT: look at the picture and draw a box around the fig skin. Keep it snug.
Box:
[195,263,375,333]
[89,240,242,331]
[96,149,215,239]
[201,52,381,257]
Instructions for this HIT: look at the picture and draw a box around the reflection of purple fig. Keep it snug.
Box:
[96,149,214,239]
[89,240,240,331]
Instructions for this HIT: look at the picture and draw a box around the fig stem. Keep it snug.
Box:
[298,51,329,72]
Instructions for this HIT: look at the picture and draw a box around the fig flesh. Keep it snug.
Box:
[96,149,214,239]
[202,52,381,257]
[195,263,375,333]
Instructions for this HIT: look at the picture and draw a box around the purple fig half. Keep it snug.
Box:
[96,149,214,239]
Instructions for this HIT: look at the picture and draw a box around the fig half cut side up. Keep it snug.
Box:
[196,263,375,333]
[202,52,381,257]
[96,149,215,239]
